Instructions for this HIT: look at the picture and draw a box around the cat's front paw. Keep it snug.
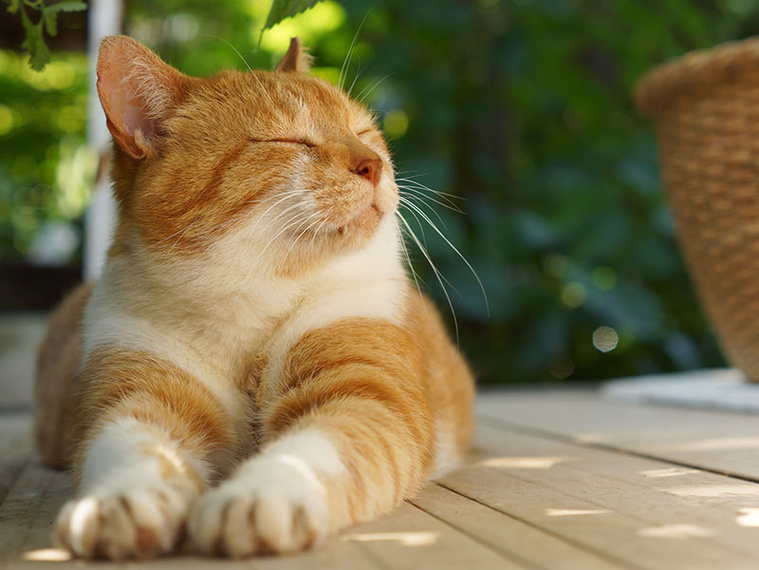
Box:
[54,481,197,560]
[188,459,330,557]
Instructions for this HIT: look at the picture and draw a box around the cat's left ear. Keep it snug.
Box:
[97,36,189,160]
[275,37,312,73]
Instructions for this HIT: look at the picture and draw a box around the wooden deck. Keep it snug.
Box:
[3,316,759,568]
[3,386,759,569]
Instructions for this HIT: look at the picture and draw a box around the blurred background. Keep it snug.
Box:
[2,0,759,385]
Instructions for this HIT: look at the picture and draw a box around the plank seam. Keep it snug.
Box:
[432,482,641,570]
[0,459,30,508]
[477,413,759,485]
[349,539,394,570]
[406,493,539,570]
[472,418,759,562]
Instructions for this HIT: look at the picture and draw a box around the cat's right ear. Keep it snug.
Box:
[276,37,312,73]
[97,36,188,160]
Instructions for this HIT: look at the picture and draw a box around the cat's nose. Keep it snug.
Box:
[352,157,382,187]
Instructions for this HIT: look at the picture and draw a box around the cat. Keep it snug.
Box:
[34,35,475,560]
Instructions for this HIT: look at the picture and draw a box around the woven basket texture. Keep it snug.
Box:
[636,38,759,381]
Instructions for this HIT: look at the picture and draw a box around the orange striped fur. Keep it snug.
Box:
[36,36,475,560]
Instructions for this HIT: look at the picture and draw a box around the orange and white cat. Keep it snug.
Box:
[35,35,474,560]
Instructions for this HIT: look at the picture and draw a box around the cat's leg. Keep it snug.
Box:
[35,281,94,469]
[55,349,237,560]
[189,320,438,557]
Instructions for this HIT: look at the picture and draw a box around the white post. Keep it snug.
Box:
[84,0,122,280]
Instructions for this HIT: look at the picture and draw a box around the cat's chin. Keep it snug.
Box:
[334,202,384,243]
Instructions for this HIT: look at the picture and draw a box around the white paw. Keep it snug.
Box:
[55,481,197,560]
[188,458,330,557]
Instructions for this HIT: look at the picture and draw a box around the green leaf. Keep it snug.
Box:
[42,9,57,37]
[20,8,50,71]
[7,0,22,15]
[13,0,86,71]
[262,0,321,31]
[28,36,51,71]
[19,7,37,47]
[45,1,87,14]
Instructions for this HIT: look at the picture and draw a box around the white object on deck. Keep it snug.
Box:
[602,367,759,414]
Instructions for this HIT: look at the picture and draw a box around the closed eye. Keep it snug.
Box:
[249,137,315,148]
[355,129,374,136]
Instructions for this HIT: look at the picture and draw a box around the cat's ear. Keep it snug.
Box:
[275,37,312,73]
[96,36,188,160]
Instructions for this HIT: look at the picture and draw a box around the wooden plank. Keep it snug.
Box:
[0,463,72,563]
[436,423,759,570]
[0,415,33,506]
[0,457,512,568]
[7,539,380,570]
[342,500,525,570]
[471,424,759,559]
[439,468,754,570]
[0,463,379,570]
[476,390,759,481]
[409,483,625,570]
[5,497,517,570]
[0,314,45,409]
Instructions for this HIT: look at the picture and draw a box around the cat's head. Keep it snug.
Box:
[97,36,398,277]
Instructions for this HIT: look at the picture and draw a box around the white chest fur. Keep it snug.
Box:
[82,216,407,416]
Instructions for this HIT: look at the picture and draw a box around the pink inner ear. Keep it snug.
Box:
[121,91,155,139]
[97,41,160,159]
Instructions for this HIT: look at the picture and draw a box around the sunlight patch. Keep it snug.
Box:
[736,508,759,527]
[545,508,610,517]
[640,468,700,478]
[665,485,759,498]
[342,531,438,547]
[638,524,716,539]
[659,437,759,452]
[22,548,72,562]
[479,456,572,469]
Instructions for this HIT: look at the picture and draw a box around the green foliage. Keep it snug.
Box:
[5,0,759,384]
[263,0,322,32]
[0,50,91,262]
[5,0,87,71]
[316,0,756,383]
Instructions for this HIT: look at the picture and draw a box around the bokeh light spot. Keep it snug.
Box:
[45,61,76,89]
[561,282,587,307]
[593,326,619,353]
[592,266,617,290]
[0,104,14,136]
[383,109,409,139]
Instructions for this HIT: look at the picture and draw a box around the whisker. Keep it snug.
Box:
[242,209,313,282]
[254,201,309,240]
[256,189,309,222]
[280,211,322,264]
[397,212,459,345]
[399,184,462,208]
[356,73,393,104]
[207,35,253,73]
[339,13,369,90]
[397,223,425,301]
[398,196,429,248]
[399,199,489,316]
[400,188,463,220]
[307,217,330,251]
[396,177,465,202]
[348,62,364,97]
[399,193,450,230]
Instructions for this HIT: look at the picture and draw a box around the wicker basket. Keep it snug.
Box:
[635,38,759,381]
